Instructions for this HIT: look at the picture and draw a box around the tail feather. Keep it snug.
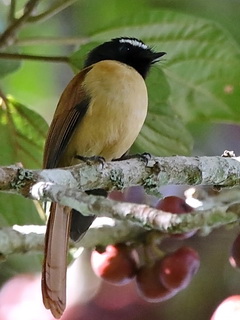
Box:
[42,203,71,319]
[42,188,107,318]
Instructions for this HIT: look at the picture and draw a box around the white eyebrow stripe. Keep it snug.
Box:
[119,38,148,49]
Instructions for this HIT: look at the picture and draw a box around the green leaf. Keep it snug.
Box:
[132,68,193,156]
[70,42,101,70]
[0,254,42,284]
[0,47,22,78]
[0,96,48,168]
[132,112,193,156]
[0,97,47,226]
[0,193,42,225]
[87,9,240,123]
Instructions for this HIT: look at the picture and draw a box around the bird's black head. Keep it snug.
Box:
[84,37,166,79]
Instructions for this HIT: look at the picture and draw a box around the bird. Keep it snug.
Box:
[41,36,166,318]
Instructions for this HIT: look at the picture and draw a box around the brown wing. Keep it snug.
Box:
[43,66,92,169]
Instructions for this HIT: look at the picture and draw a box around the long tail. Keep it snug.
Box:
[42,203,71,319]
[42,189,106,318]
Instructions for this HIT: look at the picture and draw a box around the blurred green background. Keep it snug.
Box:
[1,1,240,319]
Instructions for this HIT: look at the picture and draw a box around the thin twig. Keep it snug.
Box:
[8,0,16,23]
[0,0,40,48]
[27,0,78,23]
[0,52,69,63]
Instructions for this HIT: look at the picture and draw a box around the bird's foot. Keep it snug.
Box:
[116,152,151,165]
[75,155,105,167]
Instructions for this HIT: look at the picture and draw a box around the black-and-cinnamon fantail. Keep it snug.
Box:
[42,37,166,318]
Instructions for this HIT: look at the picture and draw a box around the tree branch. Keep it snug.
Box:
[0,221,144,257]
[0,52,69,63]
[8,0,16,23]
[32,181,240,233]
[0,0,40,48]
[1,198,240,256]
[1,155,240,196]
[0,0,79,50]
[27,0,78,23]
[0,225,44,256]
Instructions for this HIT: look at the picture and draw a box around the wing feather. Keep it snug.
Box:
[43,66,92,169]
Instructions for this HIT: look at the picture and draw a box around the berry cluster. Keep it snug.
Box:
[91,193,200,303]
[91,243,200,303]
[136,246,200,302]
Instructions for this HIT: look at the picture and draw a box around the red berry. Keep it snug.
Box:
[136,261,177,302]
[229,233,240,268]
[91,244,137,286]
[155,196,193,214]
[159,246,200,291]
[155,196,196,239]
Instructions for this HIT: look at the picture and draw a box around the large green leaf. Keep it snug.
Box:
[86,9,240,123]
[0,96,48,168]
[132,67,193,155]
[0,97,47,226]
[132,112,193,156]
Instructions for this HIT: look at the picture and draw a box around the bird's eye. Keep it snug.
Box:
[119,44,130,53]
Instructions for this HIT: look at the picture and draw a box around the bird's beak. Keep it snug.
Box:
[151,52,166,64]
